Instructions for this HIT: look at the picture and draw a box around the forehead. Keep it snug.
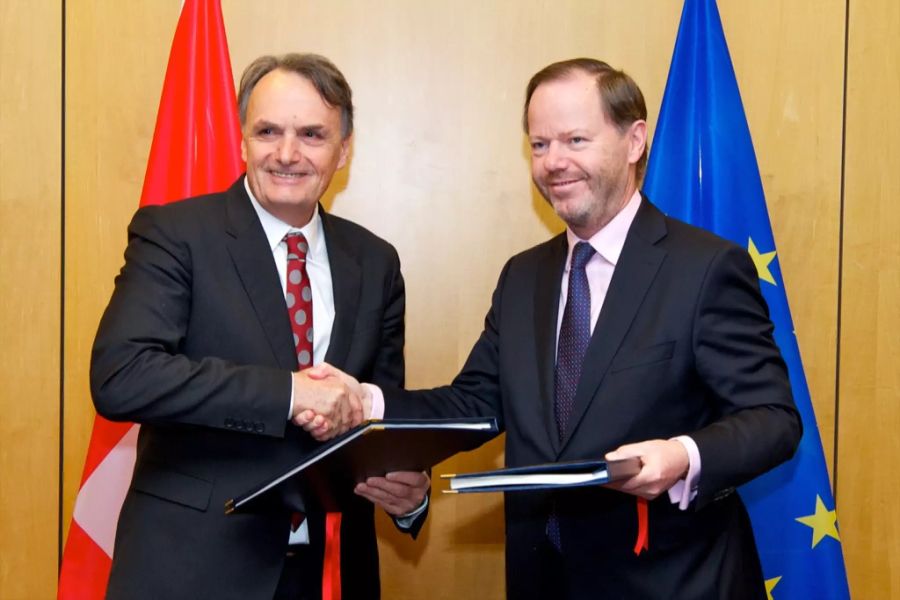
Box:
[527,72,607,133]
[245,69,339,125]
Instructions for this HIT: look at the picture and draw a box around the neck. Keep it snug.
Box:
[571,181,638,240]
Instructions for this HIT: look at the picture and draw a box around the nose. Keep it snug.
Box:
[276,134,301,164]
[543,141,568,172]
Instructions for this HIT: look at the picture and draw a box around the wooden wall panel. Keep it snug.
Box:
[0,0,61,598]
[56,1,871,598]
[839,0,900,596]
[62,0,181,544]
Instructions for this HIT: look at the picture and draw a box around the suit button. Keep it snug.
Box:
[225,418,234,428]
[255,422,265,433]
[236,421,245,431]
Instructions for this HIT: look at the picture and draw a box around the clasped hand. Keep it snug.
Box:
[290,363,430,517]
[290,363,369,440]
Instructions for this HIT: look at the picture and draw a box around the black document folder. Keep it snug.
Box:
[227,418,498,513]
[441,457,642,493]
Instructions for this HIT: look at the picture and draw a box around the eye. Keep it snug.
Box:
[570,136,586,144]
[300,127,325,140]
[530,140,546,152]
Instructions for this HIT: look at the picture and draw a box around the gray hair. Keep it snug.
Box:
[238,53,354,138]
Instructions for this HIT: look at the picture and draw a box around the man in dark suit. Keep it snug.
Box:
[91,53,428,600]
[336,58,802,599]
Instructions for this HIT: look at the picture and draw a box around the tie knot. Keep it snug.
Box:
[570,242,595,270]
[284,233,309,260]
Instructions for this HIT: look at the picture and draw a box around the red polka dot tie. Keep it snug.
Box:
[284,232,343,598]
[284,233,313,369]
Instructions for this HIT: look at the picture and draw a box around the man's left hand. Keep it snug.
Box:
[604,439,689,500]
[354,471,430,516]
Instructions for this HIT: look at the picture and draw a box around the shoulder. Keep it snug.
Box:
[132,188,231,223]
[507,233,567,268]
[640,201,759,289]
[634,198,747,268]
[127,183,244,244]
[487,233,566,292]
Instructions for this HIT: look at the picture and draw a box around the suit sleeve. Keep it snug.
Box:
[688,245,802,507]
[90,206,291,437]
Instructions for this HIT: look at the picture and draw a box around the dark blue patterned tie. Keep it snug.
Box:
[554,241,595,440]
[547,241,595,550]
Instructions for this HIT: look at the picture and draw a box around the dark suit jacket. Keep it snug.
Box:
[91,177,417,600]
[385,197,801,600]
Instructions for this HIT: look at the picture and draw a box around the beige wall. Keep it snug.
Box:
[0,0,896,597]
[0,1,61,599]
[840,0,900,597]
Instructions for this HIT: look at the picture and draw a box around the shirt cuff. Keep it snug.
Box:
[667,435,701,510]
[363,383,385,420]
[395,494,429,529]
[288,378,295,420]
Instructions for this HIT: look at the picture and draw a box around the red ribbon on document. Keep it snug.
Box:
[633,497,649,556]
[322,512,342,599]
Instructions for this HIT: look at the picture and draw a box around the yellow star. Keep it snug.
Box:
[748,237,777,285]
[765,576,782,600]
[795,495,840,548]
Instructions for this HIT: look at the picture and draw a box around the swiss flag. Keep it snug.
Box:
[57,1,242,597]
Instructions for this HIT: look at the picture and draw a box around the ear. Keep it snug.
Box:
[240,136,248,163]
[627,120,648,165]
[337,134,353,169]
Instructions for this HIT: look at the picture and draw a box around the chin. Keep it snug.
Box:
[551,198,587,220]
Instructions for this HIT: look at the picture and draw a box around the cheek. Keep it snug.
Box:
[245,147,265,167]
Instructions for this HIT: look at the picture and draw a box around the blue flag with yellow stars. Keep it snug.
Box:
[643,0,850,598]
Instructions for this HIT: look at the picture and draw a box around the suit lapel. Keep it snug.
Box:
[224,180,297,371]
[559,198,668,454]
[534,234,567,455]
[320,210,361,369]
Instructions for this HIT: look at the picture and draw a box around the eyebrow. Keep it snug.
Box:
[251,120,330,134]
[251,119,281,131]
[529,129,589,139]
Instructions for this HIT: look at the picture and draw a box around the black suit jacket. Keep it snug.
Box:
[385,197,801,599]
[92,177,416,600]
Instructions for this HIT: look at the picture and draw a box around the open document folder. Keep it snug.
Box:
[227,417,498,513]
[442,457,642,493]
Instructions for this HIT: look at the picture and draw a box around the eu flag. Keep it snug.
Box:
[643,0,851,597]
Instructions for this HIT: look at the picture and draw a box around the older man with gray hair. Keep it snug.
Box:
[92,53,428,600]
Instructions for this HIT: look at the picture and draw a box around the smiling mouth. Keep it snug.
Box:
[269,170,309,180]
[548,178,583,191]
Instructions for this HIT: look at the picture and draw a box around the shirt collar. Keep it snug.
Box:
[565,189,642,267]
[244,176,324,260]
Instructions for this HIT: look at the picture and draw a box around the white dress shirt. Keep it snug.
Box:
[245,178,337,544]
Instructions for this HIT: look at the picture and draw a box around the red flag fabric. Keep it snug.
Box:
[58,1,242,597]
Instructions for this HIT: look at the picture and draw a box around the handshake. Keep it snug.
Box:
[290,363,369,440]
[289,364,431,516]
